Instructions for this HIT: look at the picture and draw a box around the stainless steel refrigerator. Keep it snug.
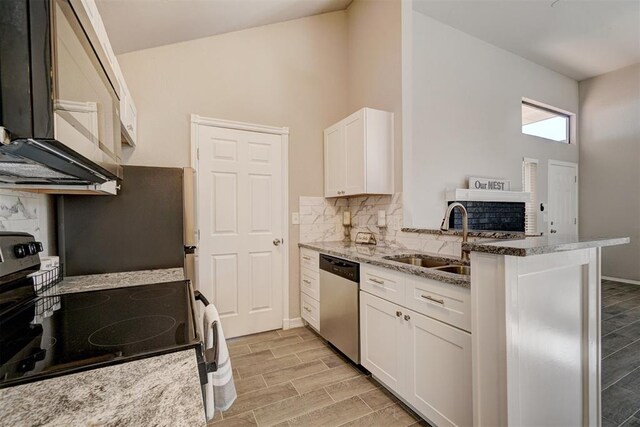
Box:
[57,166,197,283]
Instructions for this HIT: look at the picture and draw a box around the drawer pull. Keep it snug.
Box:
[422,295,445,305]
[304,306,312,312]
[303,279,311,284]
[396,311,402,317]
[404,314,411,321]
[370,278,385,285]
[302,256,312,261]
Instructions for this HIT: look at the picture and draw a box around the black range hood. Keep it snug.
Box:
[0,137,118,185]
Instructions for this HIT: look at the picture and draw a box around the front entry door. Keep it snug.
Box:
[196,124,284,338]
[548,161,578,236]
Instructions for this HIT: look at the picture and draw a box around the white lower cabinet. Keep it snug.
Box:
[360,291,403,390]
[300,249,320,331]
[406,307,472,427]
[360,290,472,427]
[301,293,320,331]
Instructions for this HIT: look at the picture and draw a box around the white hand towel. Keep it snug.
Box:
[203,304,237,420]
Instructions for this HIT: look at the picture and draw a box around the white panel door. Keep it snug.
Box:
[548,161,578,236]
[360,291,404,391]
[197,125,283,338]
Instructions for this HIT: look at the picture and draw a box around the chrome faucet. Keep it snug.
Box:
[440,202,470,262]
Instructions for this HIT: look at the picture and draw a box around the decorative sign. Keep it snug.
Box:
[468,177,511,191]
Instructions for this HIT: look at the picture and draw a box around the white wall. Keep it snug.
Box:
[404,11,579,229]
[579,64,640,282]
[118,11,349,319]
[347,0,403,192]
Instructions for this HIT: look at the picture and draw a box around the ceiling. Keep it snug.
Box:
[95,0,353,54]
[412,0,640,81]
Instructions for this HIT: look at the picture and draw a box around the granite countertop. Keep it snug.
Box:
[299,241,470,288]
[55,267,185,294]
[463,235,630,257]
[8,267,206,426]
[0,350,205,427]
[400,228,527,239]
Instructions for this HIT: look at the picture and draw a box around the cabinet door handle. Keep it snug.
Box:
[396,311,402,317]
[303,279,311,284]
[304,306,312,312]
[421,295,445,305]
[404,314,411,321]
[370,278,385,285]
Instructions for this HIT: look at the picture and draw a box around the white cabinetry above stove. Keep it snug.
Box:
[76,0,138,147]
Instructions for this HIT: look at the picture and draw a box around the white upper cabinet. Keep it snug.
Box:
[324,108,393,198]
[324,124,346,197]
[74,0,137,148]
[114,63,138,147]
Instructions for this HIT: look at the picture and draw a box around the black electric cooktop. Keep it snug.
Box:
[0,280,201,388]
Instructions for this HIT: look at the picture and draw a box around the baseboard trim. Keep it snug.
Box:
[283,317,304,330]
[603,276,640,285]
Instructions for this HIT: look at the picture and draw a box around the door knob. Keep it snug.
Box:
[550,229,557,234]
[273,238,282,246]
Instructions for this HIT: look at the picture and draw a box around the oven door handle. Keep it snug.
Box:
[204,320,219,373]
[194,291,219,373]
[194,290,210,307]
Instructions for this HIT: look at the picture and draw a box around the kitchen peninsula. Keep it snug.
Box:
[468,235,630,426]
[300,234,629,426]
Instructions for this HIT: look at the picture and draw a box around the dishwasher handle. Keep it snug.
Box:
[320,254,359,282]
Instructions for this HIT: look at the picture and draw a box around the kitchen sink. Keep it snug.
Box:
[434,265,471,276]
[384,254,471,276]
[384,255,449,268]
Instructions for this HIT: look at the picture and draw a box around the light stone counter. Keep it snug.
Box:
[464,235,630,256]
[55,267,185,294]
[0,350,205,427]
[1,267,206,426]
[299,241,470,287]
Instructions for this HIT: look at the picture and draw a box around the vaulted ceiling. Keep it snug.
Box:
[96,0,353,54]
[412,0,640,81]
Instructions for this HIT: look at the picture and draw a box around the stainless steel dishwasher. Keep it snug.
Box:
[319,254,360,364]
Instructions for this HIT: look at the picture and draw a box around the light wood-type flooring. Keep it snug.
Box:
[209,326,429,427]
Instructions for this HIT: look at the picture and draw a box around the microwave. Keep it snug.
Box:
[0,0,122,190]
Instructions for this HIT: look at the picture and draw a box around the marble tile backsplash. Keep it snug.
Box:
[0,190,54,255]
[299,193,472,258]
[299,196,348,243]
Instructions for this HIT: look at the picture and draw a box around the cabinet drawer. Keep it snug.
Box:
[300,268,319,301]
[361,265,405,306]
[300,248,319,272]
[405,276,471,332]
[301,293,320,331]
